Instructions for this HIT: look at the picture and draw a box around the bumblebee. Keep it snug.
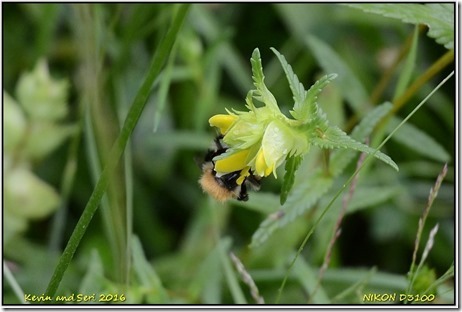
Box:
[199,136,261,202]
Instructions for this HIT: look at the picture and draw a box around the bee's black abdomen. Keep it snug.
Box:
[218,171,240,190]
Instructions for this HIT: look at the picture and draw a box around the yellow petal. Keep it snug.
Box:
[265,163,273,177]
[209,114,238,135]
[255,149,267,177]
[236,167,250,185]
[215,149,250,173]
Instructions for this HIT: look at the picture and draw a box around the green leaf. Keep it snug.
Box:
[270,47,306,111]
[324,268,408,292]
[132,235,169,303]
[234,192,280,215]
[189,236,225,303]
[189,6,252,94]
[250,48,279,111]
[271,47,337,122]
[330,102,393,175]
[305,35,370,115]
[387,116,450,162]
[153,42,178,132]
[79,249,105,295]
[299,73,338,123]
[311,124,399,171]
[347,186,401,213]
[393,25,419,100]
[250,170,333,248]
[350,102,393,140]
[280,155,303,205]
[218,237,247,304]
[423,263,453,296]
[292,255,330,304]
[347,3,454,50]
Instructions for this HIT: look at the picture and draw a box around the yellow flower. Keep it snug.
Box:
[209,97,308,179]
[209,114,237,135]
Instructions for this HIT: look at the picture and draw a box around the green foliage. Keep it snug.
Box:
[387,117,450,162]
[280,155,303,205]
[309,124,398,171]
[131,236,169,303]
[250,48,279,111]
[393,26,419,100]
[305,35,370,114]
[3,3,454,306]
[250,102,394,248]
[347,3,454,50]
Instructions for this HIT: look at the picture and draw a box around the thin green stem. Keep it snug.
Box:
[275,70,454,304]
[44,4,190,298]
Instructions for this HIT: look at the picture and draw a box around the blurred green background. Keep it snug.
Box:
[3,3,454,305]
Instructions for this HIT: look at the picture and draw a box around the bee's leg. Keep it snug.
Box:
[237,183,249,201]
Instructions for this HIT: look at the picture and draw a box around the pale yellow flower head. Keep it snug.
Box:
[209,92,308,179]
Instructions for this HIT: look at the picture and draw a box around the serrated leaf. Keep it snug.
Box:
[347,3,454,50]
[330,102,393,175]
[234,192,280,214]
[270,47,307,111]
[283,72,337,123]
[311,125,399,171]
[347,186,401,212]
[280,155,303,205]
[305,35,370,115]
[299,74,338,122]
[250,48,279,111]
[387,116,450,162]
[350,102,393,141]
[250,170,333,248]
